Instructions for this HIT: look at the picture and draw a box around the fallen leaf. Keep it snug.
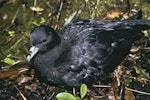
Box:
[30,6,44,12]
[125,88,135,100]
[16,75,33,85]
[105,9,121,20]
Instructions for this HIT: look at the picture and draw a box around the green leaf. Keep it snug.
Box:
[80,84,88,99]
[32,17,45,26]
[32,21,40,26]
[8,31,15,37]
[134,66,149,78]
[56,92,76,100]
[75,96,81,100]
[124,76,133,86]
[40,17,46,24]
[3,57,15,65]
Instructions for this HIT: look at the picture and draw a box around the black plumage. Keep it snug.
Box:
[27,19,150,87]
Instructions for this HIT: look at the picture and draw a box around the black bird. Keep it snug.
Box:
[27,19,150,87]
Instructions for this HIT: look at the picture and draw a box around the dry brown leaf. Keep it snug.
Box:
[107,79,119,100]
[25,83,38,92]
[125,88,135,100]
[115,65,125,86]
[0,68,28,79]
[16,75,33,85]
[105,9,121,20]
[130,46,140,53]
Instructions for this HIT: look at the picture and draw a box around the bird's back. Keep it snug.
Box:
[51,19,150,87]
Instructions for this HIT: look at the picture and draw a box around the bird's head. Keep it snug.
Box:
[26,25,60,62]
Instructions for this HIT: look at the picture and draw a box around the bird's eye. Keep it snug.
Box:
[40,39,47,43]
[42,39,47,42]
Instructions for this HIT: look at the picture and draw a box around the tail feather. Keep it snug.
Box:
[119,20,150,31]
[130,10,142,20]
[129,20,150,40]
[122,19,150,26]
[118,19,150,40]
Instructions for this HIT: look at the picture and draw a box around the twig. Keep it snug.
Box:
[92,85,111,88]
[64,11,77,26]
[93,95,107,99]
[11,6,20,24]
[95,0,100,9]
[7,34,26,53]
[14,85,27,100]
[56,0,63,19]
[93,85,150,95]
[34,0,37,7]
[119,81,125,100]
[126,87,150,95]
[47,92,55,100]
